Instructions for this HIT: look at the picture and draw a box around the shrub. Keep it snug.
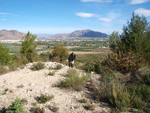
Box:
[79,98,87,103]
[9,53,28,71]
[39,52,50,62]
[55,64,62,70]
[88,71,117,103]
[82,62,95,73]
[110,83,131,112]
[6,98,26,113]
[57,69,90,90]
[128,84,150,112]
[138,66,150,85]
[31,107,45,113]
[0,43,12,65]
[0,65,8,75]
[21,32,38,62]
[21,98,28,105]
[1,88,9,95]
[52,44,68,62]
[83,104,95,111]
[31,62,45,71]
[48,71,55,76]
[37,94,54,104]
[51,56,60,62]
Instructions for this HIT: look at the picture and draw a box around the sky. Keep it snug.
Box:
[0,0,150,35]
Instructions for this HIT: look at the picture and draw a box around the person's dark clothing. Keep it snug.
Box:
[68,53,76,62]
[68,53,76,68]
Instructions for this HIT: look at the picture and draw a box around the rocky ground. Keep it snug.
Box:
[0,61,110,113]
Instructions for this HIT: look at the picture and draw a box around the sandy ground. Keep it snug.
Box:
[0,62,110,113]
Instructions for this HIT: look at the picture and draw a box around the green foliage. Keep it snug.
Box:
[48,71,55,76]
[31,62,45,71]
[52,44,68,62]
[37,94,54,104]
[0,65,8,75]
[21,98,28,105]
[55,64,62,70]
[138,66,150,85]
[1,88,9,95]
[92,13,150,113]
[79,98,87,103]
[6,98,26,113]
[57,69,90,90]
[110,83,131,112]
[109,31,120,53]
[9,53,28,71]
[109,13,150,64]
[31,107,45,113]
[39,52,50,62]
[83,104,95,111]
[0,43,12,65]
[128,84,150,112]
[21,32,38,62]
[122,13,149,52]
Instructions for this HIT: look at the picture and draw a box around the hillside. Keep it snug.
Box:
[50,29,108,38]
[69,29,108,38]
[0,30,26,40]
[0,61,110,113]
[0,29,108,40]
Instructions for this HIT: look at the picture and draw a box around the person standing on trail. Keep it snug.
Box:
[68,52,76,68]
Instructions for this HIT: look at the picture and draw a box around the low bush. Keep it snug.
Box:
[31,62,45,71]
[110,83,131,112]
[31,107,45,113]
[51,56,60,63]
[57,69,90,90]
[128,84,150,112]
[9,53,28,71]
[48,71,55,76]
[83,104,95,111]
[79,98,87,103]
[39,52,50,62]
[55,64,62,70]
[1,88,9,95]
[37,94,54,104]
[6,98,26,113]
[52,44,68,62]
[0,65,8,75]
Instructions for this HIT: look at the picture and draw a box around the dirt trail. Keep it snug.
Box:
[0,62,110,113]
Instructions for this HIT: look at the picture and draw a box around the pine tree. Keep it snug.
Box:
[21,32,38,62]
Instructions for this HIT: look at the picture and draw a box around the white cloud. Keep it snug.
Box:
[108,12,120,19]
[99,18,112,22]
[2,19,6,21]
[0,13,9,15]
[76,12,99,18]
[134,8,150,17]
[81,0,112,3]
[129,0,149,4]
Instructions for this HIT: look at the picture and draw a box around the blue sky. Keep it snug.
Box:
[0,0,150,35]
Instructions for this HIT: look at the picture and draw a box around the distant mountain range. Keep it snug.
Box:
[49,29,108,38]
[0,29,108,40]
[0,30,26,40]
